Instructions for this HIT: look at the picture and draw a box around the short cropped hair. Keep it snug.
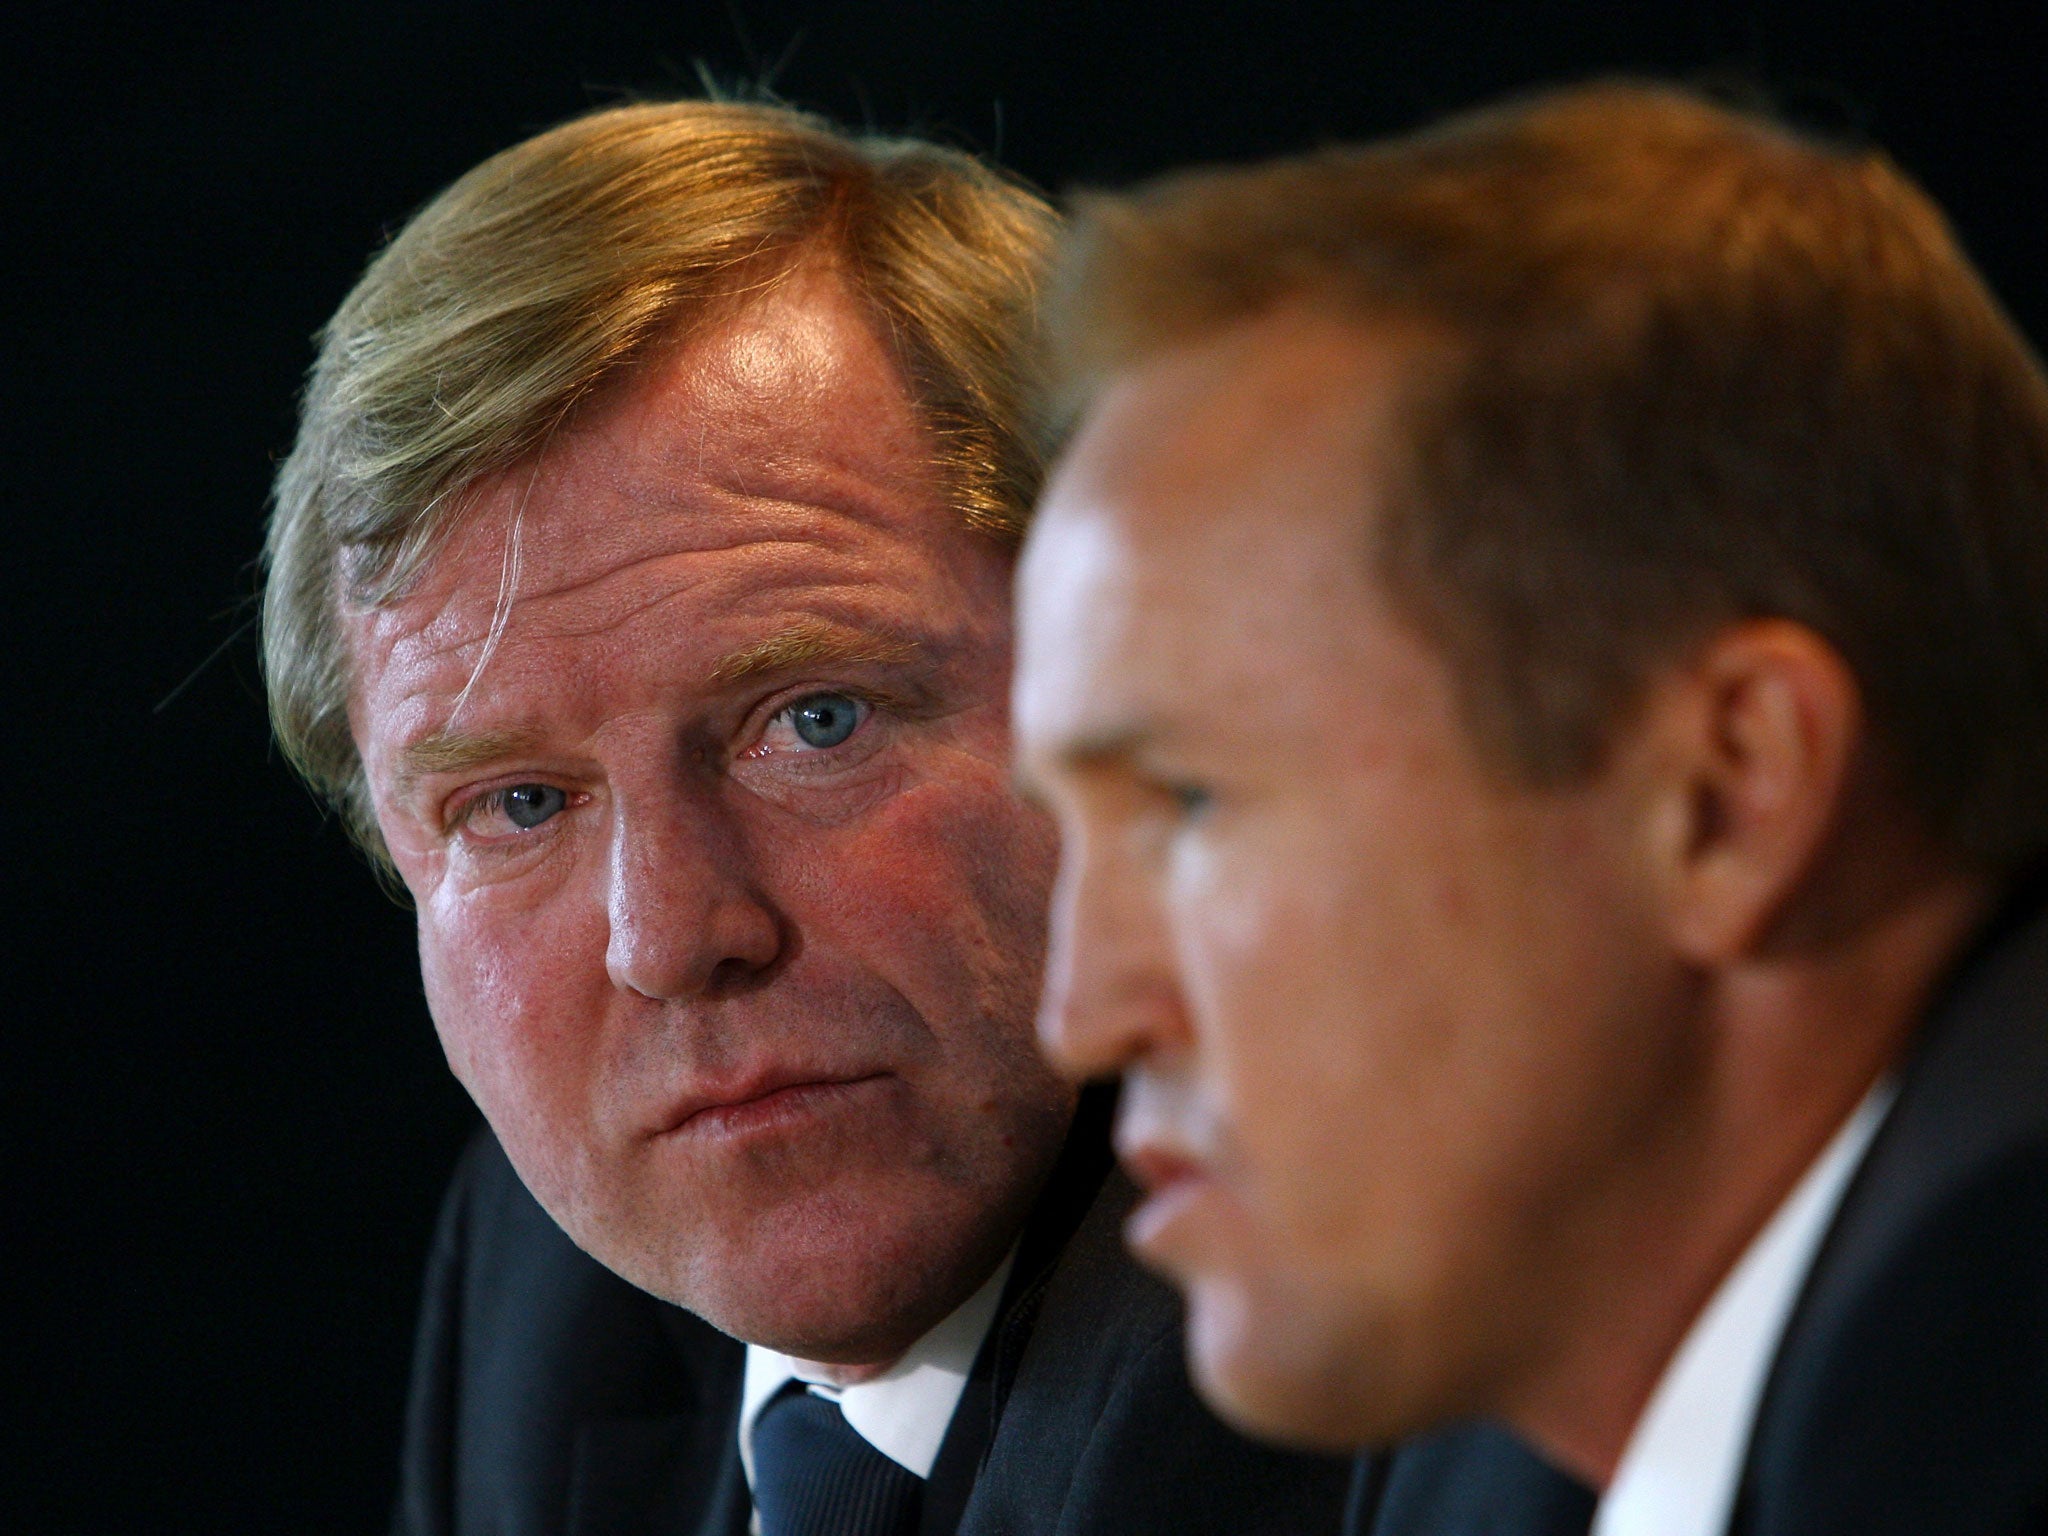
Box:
[265,99,1055,866]
[1050,81,2048,871]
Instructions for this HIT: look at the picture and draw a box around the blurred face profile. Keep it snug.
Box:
[1014,307,1693,1445]
[346,263,1074,1366]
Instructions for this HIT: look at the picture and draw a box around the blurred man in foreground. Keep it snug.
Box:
[1015,82,2048,1535]
[264,98,1348,1536]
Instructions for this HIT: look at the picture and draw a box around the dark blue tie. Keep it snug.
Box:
[752,1383,925,1536]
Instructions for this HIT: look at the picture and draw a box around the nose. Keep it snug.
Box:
[1036,820,1191,1080]
[604,793,785,1001]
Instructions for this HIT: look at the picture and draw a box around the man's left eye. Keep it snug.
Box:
[500,783,568,828]
[778,692,869,750]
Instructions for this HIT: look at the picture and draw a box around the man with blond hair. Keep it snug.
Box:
[1016,83,2048,1535]
[264,99,1349,1536]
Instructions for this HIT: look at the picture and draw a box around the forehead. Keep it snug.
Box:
[447,261,945,589]
[1076,308,1405,516]
[347,266,1001,739]
[1018,311,1425,748]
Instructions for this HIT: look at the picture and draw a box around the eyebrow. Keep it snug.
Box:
[709,617,923,687]
[1059,723,1155,768]
[394,726,550,798]
[1012,723,1156,803]
[390,621,929,800]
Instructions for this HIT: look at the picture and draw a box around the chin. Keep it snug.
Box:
[1182,1269,1422,1453]
[508,1082,1072,1361]
[581,1157,1028,1361]
[680,1264,949,1364]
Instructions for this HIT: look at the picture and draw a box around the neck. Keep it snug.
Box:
[1507,867,1990,1487]
[789,1354,901,1387]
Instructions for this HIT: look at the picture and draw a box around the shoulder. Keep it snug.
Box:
[431,1129,740,1410]
[395,1127,744,1535]
[1742,898,2048,1534]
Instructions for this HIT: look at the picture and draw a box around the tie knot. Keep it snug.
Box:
[752,1384,925,1536]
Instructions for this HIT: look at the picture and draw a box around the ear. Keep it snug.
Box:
[1635,620,1863,964]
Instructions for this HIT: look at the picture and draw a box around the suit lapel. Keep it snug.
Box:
[922,1086,1119,1536]
[955,1161,1354,1536]
[952,1168,1155,1535]
[1734,893,2048,1535]
[566,1313,751,1536]
[567,1414,751,1536]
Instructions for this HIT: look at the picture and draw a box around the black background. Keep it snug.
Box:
[11,2,2046,1529]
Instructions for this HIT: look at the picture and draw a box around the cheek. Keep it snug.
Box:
[1169,814,1391,1090]
[416,882,611,1125]
[800,774,1058,1040]
[1166,808,1456,1237]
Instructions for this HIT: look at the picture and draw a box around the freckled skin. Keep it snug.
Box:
[347,264,1075,1367]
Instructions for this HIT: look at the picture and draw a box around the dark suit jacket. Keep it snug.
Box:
[1352,888,2048,1536]
[392,1093,1352,1536]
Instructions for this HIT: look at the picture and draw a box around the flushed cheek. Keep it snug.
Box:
[809,781,1056,1030]
[781,789,1069,1194]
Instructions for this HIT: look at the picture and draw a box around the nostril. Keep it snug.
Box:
[702,914,798,997]
[704,953,771,995]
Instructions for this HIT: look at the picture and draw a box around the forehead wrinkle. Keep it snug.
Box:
[396,523,886,665]
[508,537,869,647]
[653,465,941,549]
[620,351,935,525]
[601,372,937,528]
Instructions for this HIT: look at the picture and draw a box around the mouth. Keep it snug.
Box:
[1119,1140,1219,1255]
[664,1071,892,1141]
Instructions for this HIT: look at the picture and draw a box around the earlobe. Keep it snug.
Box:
[1650,621,1862,964]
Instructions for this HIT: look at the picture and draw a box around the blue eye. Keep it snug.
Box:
[501,783,566,829]
[788,693,866,749]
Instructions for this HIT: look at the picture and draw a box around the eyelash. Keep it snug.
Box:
[448,783,573,835]
[746,687,892,757]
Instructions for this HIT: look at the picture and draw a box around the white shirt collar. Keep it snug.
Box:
[738,1247,1015,1493]
[1591,1080,1895,1536]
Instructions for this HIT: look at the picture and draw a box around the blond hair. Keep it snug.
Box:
[1049,81,2048,870]
[265,98,1055,867]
